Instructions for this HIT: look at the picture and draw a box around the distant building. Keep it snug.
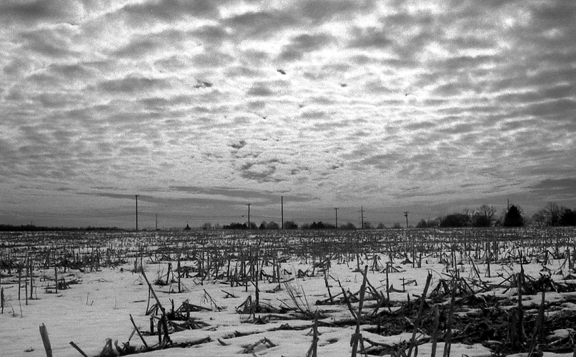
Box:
[184,224,191,231]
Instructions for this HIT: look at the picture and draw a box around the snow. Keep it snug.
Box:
[1,230,576,357]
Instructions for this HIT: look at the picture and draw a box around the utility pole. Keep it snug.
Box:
[334,208,339,229]
[135,195,139,231]
[361,206,364,230]
[404,211,409,229]
[247,203,251,230]
[281,196,284,230]
[155,213,158,231]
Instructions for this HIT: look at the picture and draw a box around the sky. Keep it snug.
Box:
[1,0,575,229]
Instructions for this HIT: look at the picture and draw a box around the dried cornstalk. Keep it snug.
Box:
[407,272,432,357]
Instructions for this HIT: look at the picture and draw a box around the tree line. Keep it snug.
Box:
[531,202,576,227]
[221,220,361,230]
[218,202,576,230]
[0,224,123,232]
[416,202,576,228]
[415,204,524,228]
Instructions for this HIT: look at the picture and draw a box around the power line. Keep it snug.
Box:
[2,195,496,228]
[0,210,419,225]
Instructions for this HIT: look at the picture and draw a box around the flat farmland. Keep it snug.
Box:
[2,228,576,357]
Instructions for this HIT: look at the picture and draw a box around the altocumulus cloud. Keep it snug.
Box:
[0,0,575,227]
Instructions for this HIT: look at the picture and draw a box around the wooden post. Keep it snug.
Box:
[39,324,53,357]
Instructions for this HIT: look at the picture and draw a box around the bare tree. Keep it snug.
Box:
[533,202,564,227]
[473,205,497,227]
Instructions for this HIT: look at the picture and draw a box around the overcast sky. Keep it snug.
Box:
[1,0,575,229]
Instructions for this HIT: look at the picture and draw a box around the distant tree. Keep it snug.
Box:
[462,208,474,222]
[472,205,497,227]
[340,222,357,230]
[532,202,564,227]
[472,215,492,227]
[310,221,324,229]
[560,208,576,226]
[546,202,562,226]
[266,221,280,230]
[493,209,505,226]
[391,222,402,229]
[429,218,441,228]
[415,218,440,228]
[362,221,372,229]
[531,211,547,227]
[306,221,336,229]
[0,224,123,232]
[202,222,212,230]
[376,223,386,229]
[259,221,267,230]
[284,220,298,229]
[223,222,247,229]
[416,219,428,228]
[503,205,524,227]
[440,213,469,227]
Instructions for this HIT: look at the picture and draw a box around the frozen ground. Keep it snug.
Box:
[2,230,576,357]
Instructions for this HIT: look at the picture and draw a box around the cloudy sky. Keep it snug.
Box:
[1,0,575,229]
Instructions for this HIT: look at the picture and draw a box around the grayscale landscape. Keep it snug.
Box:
[1,0,576,356]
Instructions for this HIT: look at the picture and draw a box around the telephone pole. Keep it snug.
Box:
[404,211,409,229]
[334,208,339,229]
[135,195,139,231]
[281,196,284,230]
[247,203,251,229]
[361,206,364,230]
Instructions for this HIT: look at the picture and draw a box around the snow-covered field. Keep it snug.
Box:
[1,229,576,357]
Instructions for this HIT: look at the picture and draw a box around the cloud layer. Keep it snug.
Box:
[1,0,575,227]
